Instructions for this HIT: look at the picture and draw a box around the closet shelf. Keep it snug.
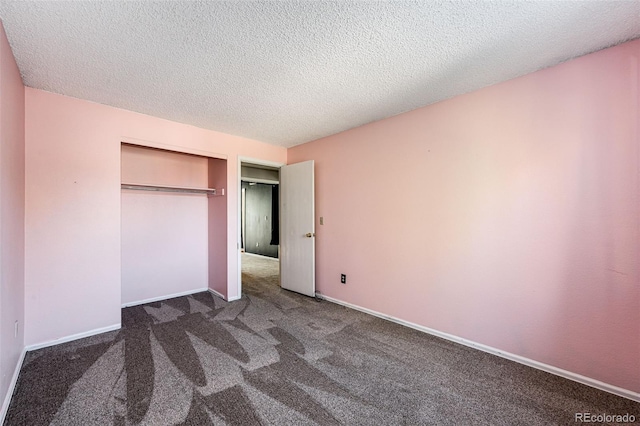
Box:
[121,182,218,196]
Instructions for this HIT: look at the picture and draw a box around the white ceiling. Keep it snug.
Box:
[1,1,639,147]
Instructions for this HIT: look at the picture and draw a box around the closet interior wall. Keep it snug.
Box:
[208,157,227,298]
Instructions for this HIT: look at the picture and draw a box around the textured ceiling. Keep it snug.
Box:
[1,1,639,147]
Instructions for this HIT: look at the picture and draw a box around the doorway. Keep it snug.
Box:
[239,161,281,296]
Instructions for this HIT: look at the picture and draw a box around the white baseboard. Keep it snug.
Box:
[316,293,640,403]
[208,288,241,302]
[0,346,26,425]
[25,323,122,352]
[208,288,226,300]
[121,288,208,308]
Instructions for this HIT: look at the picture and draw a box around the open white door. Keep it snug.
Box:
[280,160,315,297]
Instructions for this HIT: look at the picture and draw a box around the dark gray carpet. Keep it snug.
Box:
[4,256,639,425]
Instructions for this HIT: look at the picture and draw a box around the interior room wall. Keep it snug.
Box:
[0,20,25,417]
[288,39,640,394]
[121,145,209,305]
[24,88,286,347]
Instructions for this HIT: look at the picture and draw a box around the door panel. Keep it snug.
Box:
[280,160,315,297]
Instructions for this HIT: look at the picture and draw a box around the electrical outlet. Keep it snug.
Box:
[320,217,324,225]
[341,274,346,284]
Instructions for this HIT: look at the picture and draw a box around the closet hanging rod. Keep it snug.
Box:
[121,183,218,196]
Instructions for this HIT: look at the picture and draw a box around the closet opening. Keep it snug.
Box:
[120,143,228,306]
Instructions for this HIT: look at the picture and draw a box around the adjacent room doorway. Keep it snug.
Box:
[240,162,281,294]
[238,159,316,299]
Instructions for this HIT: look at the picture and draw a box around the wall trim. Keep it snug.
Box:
[121,288,208,308]
[0,346,27,425]
[208,288,226,300]
[208,288,242,302]
[316,293,640,403]
[25,323,122,352]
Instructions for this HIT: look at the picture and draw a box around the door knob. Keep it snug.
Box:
[305,232,315,238]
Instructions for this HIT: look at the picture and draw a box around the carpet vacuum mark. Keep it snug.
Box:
[5,271,639,424]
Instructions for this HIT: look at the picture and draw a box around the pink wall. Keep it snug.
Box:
[121,145,210,305]
[121,191,208,305]
[208,158,228,297]
[24,89,286,346]
[121,144,209,188]
[289,40,640,393]
[0,20,25,414]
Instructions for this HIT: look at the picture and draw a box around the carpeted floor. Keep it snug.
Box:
[4,255,639,425]
[241,253,280,290]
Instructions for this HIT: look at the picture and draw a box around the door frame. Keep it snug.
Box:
[237,157,284,298]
